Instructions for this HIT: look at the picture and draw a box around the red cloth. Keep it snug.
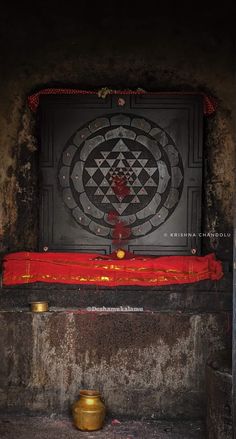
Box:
[27,89,217,116]
[2,252,223,287]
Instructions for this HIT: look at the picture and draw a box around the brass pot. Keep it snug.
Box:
[30,301,49,312]
[72,390,106,431]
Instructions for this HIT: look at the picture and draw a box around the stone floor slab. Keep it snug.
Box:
[0,416,205,439]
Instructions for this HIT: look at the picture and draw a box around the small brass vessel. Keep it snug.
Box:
[30,301,49,313]
[72,390,106,431]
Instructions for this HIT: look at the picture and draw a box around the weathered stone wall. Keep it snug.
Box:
[206,350,232,438]
[0,308,230,418]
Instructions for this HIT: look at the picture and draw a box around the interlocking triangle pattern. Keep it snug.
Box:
[84,138,158,213]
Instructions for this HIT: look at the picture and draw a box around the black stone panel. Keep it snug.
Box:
[39,94,203,255]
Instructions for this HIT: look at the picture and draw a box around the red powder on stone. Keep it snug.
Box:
[112,221,131,244]
[112,175,130,199]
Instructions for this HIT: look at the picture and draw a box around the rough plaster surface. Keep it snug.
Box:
[0,311,228,417]
[0,7,234,259]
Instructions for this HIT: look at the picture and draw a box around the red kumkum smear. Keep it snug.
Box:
[112,175,130,199]
[108,172,131,246]
[107,210,119,223]
[112,221,131,244]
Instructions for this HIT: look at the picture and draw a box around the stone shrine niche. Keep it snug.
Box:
[39,94,203,255]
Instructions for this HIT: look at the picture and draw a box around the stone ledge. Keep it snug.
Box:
[0,292,232,313]
[0,276,232,313]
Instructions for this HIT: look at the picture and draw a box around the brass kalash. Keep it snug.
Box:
[72,390,106,431]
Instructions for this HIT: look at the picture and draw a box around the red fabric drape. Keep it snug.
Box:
[3,252,223,287]
[27,89,217,116]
